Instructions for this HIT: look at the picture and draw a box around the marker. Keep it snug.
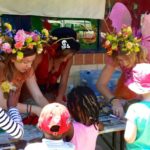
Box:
[109,114,118,118]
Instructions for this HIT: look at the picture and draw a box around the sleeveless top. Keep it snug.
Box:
[35,52,68,88]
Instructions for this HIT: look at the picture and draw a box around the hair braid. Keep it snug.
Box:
[67,86,100,127]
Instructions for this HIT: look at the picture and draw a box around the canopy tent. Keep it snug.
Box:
[0,0,106,19]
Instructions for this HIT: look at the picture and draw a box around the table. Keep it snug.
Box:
[0,125,43,149]
[99,113,126,150]
[0,115,126,150]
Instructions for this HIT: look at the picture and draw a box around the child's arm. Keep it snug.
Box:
[0,107,24,139]
[124,119,137,143]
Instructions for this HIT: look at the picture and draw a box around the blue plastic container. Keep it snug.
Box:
[80,69,121,96]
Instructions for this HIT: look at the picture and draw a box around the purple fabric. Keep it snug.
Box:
[141,14,150,50]
[141,14,150,60]
[109,2,132,32]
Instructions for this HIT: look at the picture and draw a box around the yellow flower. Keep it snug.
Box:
[126,42,133,49]
[37,44,43,54]
[126,26,132,35]
[105,40,111,46]
[4,23,12,31]
[0,81,16,93]
[17,51,24,61]
[42,29,49,37]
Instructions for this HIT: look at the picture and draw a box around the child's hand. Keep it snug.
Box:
[7,89,20,108]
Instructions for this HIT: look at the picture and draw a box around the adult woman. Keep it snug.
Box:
[0,23,49,117]
[96,25,149,118]
[34,27,80,103]
[97,2,150,118]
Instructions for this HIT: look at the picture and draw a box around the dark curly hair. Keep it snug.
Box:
[67,85,100,128]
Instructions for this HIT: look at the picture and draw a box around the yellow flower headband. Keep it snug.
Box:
[0,23,49,60]
[103,25,141,56]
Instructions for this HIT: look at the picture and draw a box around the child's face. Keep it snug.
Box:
[116,54,136,68]
[12,54,36,73]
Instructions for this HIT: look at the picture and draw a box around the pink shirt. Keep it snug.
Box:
[71,122,98,150]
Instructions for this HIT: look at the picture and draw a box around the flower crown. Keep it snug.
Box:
[103,25,141,56]
[0,23,49,60]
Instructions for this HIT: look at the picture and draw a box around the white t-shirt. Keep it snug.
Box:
[24,138,75,150]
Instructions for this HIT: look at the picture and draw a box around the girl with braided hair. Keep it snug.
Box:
[66,86,103,150]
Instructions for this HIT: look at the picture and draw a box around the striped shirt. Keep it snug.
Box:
[0,107,24,139]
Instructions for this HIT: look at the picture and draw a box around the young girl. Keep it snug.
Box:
[67,86,104,150]
[124,63,150,149]
[0,23,49,117]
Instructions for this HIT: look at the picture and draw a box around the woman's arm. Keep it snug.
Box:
[96,64,124,117]
[55,58,73,103]
[96,64,116,101]
[26,74,49,107]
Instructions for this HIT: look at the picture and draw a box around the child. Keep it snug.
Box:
[0,90,24,139]
[24,103,75,150]
[124,63,150,149]
[67,86,104,150]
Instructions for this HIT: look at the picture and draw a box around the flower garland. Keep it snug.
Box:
[0,23,49,60]
[103,25,141,56]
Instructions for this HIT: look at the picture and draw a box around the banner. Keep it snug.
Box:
[0,0,106,19]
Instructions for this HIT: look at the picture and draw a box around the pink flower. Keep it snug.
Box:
[31,32,40,42]
[14,30,26,43]
[14,41,24,49]
[1,43,12,53]
[33,35,40,42]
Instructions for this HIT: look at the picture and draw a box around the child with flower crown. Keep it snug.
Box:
[96,3,150,118]
[0,23,49,120]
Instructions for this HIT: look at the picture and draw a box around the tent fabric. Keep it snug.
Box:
[0,0,106,19]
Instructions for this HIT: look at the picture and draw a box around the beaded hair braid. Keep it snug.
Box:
[67,86,100,127]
